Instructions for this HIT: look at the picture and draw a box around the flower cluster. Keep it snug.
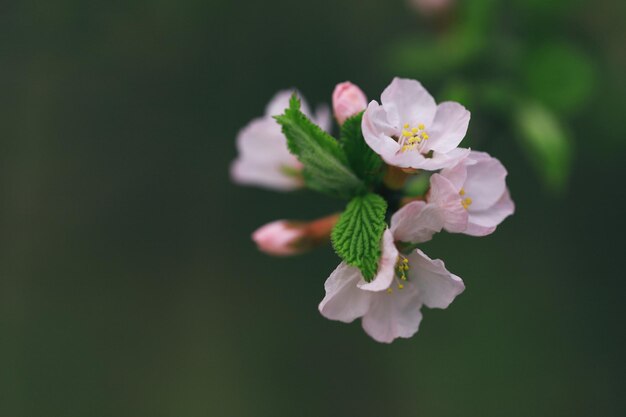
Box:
[231,78,514,343]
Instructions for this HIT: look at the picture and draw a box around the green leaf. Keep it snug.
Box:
[340,112,383,186]
[331,193,388,281]
[515,102,573,193]
[524,42,596,115]
[275,95,365,199]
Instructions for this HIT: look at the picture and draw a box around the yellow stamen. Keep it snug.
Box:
[418,123,425,130]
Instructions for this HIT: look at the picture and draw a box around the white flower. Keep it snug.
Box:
[318,202,464,343]
[428,151,515,236]
[362,77,470,171]
[231,90,330,191]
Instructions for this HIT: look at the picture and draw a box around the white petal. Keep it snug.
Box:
[465,189,515,236]
[411,147,470,171]
[318,262,372,323]
[407,249,465,309]
[380,78,437,127]
[361,285,423,343]
[390,201,444,244]
[358,229,399,292]
[314,104,332,133]
[426,102,471,153]
[464,153,508,210]
[231,117,302,191]
[428,174,468,233]
[362,101,402,162]
[264,89,312,117]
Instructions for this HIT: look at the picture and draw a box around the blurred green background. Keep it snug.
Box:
[1,0,625,416]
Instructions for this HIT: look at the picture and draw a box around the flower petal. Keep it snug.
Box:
[407,249,465,309]
[231,118,302,191]
[390,201,444,244]
[380,78,437,127]
[412,147,470,171]
[318,262,372,323]
[465,189,515,236]
[314,104,332,133]
[428,174,468,233]
[264,89,312,117]
[361,285,423,343]
[357,229,399,292]
[463,152,508,210]
[362,100,402,161]
[426,102,470,153]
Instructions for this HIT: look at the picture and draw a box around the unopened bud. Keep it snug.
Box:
[332,82,368,125]
[252,214,340,256]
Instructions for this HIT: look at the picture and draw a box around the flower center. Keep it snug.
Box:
[398,123,429,153]
[460,188,472,210]
[387,255,410,294]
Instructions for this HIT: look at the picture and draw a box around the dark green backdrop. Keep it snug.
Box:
[1,0,625,416]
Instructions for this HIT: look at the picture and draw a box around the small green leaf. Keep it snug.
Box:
[340,112,384,186]
[331,193,388,281]
[275,95,365,199]
[515,102,573,192]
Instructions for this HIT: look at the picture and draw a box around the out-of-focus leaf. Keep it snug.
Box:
[525,42,596,115]
[515,102,573,192]
[439,79,474,108]
[404,174,431,197]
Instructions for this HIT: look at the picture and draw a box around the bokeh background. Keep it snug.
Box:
[1,0,625,416]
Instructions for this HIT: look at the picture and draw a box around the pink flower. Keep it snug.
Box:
[362,77,470,171]
[231,90,330,191]
[332,81,368,125]
[428,151,515,236]
[318,202,463,343]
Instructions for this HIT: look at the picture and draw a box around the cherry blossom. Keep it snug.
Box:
[428,151,515,236]
[319,203,464,343]
[231,90,330,191]
[362,77,470,171]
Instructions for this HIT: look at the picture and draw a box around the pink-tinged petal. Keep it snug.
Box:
[361,284,423,343]
[251,220,304,256]
[265,89,312,117]
[332,82,368,125]
[358,229,399,292]
[231,117,302,191]
[463,153,508,210]
[314,104,332,133]
[362,101,403,161]
[465,189,515,236]
[428,174,468,233]
[381,78,437,127]
[439,154,473,190]
[407,249,465,309]
[410,147,470,171]
[390,201,444,244]
[319,262,372,323]
[426,102,470,153]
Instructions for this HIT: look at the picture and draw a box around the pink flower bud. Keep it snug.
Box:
[252,220,306,256]
[251,214,340,257]
[332,82,368,125]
